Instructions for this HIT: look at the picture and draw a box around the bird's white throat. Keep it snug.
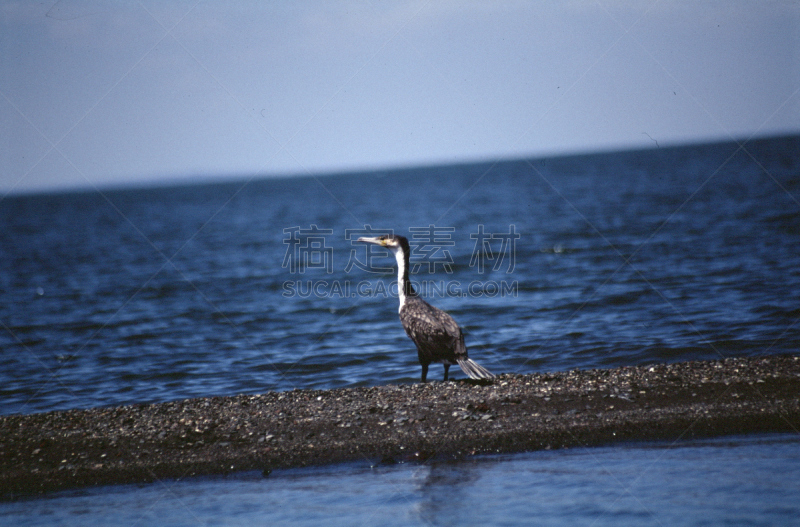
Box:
[393,246,407,313]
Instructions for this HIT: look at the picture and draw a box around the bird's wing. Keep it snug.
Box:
[432,308,462,339]
[434,308,468,359]
[400,300,465,362]
[400,302,448,342]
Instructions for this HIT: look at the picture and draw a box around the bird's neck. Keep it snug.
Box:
[394,247,416,312]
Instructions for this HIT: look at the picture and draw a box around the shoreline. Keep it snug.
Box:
[2,354,799,498]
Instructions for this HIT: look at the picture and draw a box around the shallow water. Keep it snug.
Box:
[2,137,799,415]
[2,433,799,526]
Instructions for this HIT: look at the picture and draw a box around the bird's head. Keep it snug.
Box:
[356,234,410,255]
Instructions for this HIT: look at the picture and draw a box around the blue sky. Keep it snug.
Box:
[2,1,798,194]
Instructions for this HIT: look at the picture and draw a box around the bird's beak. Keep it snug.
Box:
[357,236,383,246]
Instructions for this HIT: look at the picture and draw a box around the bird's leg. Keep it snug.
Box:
[421,363,428,383]
[443,364,450,381]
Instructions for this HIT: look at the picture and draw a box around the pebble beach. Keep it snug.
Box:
[2,354,799,498]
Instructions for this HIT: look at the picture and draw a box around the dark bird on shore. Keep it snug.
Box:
[357,234,494,383]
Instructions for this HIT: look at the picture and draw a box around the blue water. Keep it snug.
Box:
[2,433,799,526]
[2,136,798,415]
[2,137,800,522]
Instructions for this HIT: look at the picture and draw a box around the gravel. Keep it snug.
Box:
[2,354,799,498]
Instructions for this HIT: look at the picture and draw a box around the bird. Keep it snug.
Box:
[357,234,494,383]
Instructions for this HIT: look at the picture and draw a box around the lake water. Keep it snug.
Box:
[2,433,799,526]
[1,136,799,522]
[2,136,799,415]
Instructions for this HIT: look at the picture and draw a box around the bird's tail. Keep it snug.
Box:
[457,358,495,380]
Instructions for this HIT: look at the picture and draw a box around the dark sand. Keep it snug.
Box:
[2,355,799,498]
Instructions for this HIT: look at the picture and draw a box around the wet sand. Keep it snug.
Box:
[2,354,799,497]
